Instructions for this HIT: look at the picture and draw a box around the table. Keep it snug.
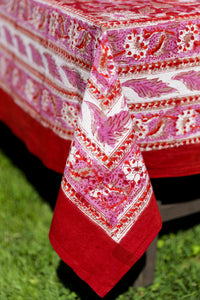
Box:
[1,0,200,297]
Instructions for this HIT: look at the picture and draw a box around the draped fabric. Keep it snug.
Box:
[1,0,200,296]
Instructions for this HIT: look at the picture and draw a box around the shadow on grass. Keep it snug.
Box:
[57,254,146,300]
[0,122,62,209]
[56,212,200,300]
[1,121,200,299]
[151,175,200,204]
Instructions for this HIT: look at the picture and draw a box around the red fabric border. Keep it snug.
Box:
[142,144,200,178]
[49,188,162,297]
[0,88,70,173]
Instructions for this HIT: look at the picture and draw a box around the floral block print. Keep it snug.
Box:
[2,0,200,297]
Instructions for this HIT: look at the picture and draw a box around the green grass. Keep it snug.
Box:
[0,148,200,300]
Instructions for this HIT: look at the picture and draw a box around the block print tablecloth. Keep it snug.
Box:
[1,0,200,296]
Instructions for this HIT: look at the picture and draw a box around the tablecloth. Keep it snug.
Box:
[1,0,200,297]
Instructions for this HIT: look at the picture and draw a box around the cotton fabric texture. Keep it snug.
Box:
[1,0,200,296]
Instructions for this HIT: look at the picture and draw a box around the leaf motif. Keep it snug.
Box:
[44,53,61,81]
[122,78,177,98]
[62,66,87,93]
[107,31,126,57]
[147,119,163,136]
[86,101,130,147]
[76,31,90,51]
[147,34,165,55]
[173,71,200,91]
[29,44,44,67]
[15,35,27,56]
[86,101,106,136]
[70,167,93,179]
[98,111,130,147]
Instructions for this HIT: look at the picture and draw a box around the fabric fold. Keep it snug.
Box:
[49,29,162,297]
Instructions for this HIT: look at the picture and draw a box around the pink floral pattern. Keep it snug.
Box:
[124,30,149,60]
[25,78,37,103]
[177,23,199,53]
[122,78,177,98]
[122,156,146,183]
[173,71,200,91]
[1,0,200,148]
[62,66,87,94]
[64,138,149,230]
[12,68,20,87]
[49,11,59,37]
[61,102,79,128]
[3,0,200,296]
[176,108,197,136]
[88,101,130,147]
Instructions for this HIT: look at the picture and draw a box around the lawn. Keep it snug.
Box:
[0,132,200,300]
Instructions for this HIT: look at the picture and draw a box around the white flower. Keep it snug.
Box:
[12,68,20,87]
[176,108,196,135]
[49,11,59,36]
[177,24,199,53]
[61,102,78,128]
[67,20,80,50]
[122,158,146,183]
[25,78,36,102]
[124,30,148,60]
[31,6,43,29]
[90,188,105,199]
[18,0,27,19]
[41,89,50,111]
[133,118,148,139]
[67,143,78,166]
